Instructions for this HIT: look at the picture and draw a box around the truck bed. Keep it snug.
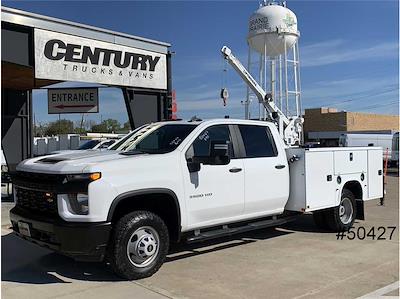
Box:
[285,147,383,212]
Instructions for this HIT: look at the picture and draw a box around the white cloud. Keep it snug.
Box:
[301,39,398,67]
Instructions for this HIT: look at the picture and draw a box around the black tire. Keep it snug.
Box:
[326,189,357,232]
[312,210,330,230]
[107,211,169,280]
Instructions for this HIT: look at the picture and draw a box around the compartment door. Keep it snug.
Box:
[334,150,367,175]
[367,149,383,199]
[305,151,336,211]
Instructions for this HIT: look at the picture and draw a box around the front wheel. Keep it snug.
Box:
[107,211,169,280]
[326,189,357,232]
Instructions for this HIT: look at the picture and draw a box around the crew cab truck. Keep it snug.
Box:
[10,119,383,279]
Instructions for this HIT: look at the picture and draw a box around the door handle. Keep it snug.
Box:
[275,164,286,169]
[229,167,242,173]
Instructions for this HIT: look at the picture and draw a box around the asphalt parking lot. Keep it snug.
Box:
[2,171,399,299]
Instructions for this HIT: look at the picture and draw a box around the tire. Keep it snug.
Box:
[107,210,169,280]
[312,210,330,230]
[326,189,357,232]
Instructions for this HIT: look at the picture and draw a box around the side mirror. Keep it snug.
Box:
[186,140,231,172]
[187,160,201,173]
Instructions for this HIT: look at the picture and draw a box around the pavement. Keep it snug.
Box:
[1,172,399,299]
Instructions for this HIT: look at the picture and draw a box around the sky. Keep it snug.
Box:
[3,0,399,125]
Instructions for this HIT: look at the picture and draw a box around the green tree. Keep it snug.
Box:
[91,122,107,133]
[123,121,131,131]
[45,119,74,136]
[91,119,121,133]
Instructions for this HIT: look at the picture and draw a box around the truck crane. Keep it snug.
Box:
[221,46,303,146]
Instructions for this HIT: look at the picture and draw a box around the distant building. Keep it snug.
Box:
[304,108,399,146]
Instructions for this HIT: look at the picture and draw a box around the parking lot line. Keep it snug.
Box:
[356,281,399,299]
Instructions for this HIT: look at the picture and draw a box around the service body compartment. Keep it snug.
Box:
[334,150,367,175]
[285,147,383,212]
[367,148,384,199]
[285,148,336,212]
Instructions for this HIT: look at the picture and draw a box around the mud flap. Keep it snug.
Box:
[356,200,365,220]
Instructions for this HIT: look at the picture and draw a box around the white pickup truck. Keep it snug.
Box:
[10,119,383,279]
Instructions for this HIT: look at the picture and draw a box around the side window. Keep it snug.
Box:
[186,125,234,160]
[238,125,277,158]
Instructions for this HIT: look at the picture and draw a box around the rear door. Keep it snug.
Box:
[237,124,289,216]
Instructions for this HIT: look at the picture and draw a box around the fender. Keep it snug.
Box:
[106,187,181,228]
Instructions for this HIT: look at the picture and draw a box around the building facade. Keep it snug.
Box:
[2,7,173,171]
[304,108,399,146]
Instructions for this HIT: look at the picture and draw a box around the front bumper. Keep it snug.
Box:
[10,207,112,262]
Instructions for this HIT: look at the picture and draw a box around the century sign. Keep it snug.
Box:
[35,29,167,89]
[48,88,99,114]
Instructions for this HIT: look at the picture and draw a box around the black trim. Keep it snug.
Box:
[106,188,181,233]
[232,124,246,158]
[122,88,136,129]
[10,207,111,262]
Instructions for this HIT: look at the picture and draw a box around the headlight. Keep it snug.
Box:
[65,193,89,215]
[65,172,101,183]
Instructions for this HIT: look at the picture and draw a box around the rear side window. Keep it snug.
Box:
[238,125,277,158]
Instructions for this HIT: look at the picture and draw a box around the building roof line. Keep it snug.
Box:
[1,6,171,53]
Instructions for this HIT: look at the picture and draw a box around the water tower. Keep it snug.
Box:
[245,0,301,120]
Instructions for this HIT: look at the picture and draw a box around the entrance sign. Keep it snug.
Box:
[35,29,167,89]
[48,88,99,114]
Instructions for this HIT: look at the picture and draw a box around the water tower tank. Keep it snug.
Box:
[248,3,299,56]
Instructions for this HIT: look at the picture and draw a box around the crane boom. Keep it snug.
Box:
[221,46,303,146]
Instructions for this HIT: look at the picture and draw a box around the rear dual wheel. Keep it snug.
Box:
[313,189,356,232]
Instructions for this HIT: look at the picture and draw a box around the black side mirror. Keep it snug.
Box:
[186,140,231,172]
[187,160,201,173]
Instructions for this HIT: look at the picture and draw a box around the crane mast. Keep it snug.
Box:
[221,46,303,146]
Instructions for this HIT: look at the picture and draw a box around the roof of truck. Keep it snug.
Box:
[159,118,274,126]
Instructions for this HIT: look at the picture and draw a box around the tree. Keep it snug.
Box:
[34,122,48,137]
[123,121,131,131]
[45,119,74,136]
[91,119,121,133]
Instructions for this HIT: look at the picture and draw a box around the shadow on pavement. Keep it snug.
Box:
[1,232,120,284]
[2,216,322,284]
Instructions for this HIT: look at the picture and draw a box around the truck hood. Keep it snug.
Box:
[17,150,137,174]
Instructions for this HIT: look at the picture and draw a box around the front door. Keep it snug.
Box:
[182,125,245,229]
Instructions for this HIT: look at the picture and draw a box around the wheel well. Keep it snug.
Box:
[109,192,181,243]
[343,181,363,200]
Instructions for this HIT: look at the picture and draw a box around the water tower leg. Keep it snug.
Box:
[271,59,276,111]
[284,35,289,116]
[279,54,283,112]
[293,42,299,116]
[245,46,251,120]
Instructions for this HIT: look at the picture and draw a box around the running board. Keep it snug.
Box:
[185,216,297,243]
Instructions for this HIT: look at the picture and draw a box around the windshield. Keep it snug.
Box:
[121,124,197,154]
[79,140,101,150]
[108,125,148,150]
